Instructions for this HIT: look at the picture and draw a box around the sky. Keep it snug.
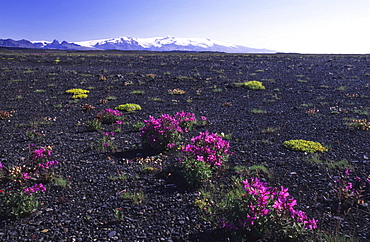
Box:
[1,0,370,54]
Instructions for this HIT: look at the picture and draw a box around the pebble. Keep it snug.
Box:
[108,231,116,238]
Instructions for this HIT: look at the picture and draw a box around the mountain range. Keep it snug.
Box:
[0,36,275,53]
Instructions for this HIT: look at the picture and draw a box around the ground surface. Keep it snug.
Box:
[0,49,369,241]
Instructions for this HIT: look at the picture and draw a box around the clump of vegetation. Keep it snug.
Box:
[0,146,59,218]
[347,119,370,130]
[115,104,142,112]
[140,112,205,152]
[0,110,12,119]
[130,90,145,95]
[65,88,90,95]
[81,103,95,111]
[283,139,328,153]
[181,130,232,186]
[168,89,186,95]
[85,119,102,132]
[221,177,317,240]
[65,89,90,99]
[235,81,266,90]
[96,109,123,124]
[71,94,88,99]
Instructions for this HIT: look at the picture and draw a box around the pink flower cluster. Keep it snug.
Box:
[38,160,59,169]
[31,147,52,160]
[140,112,201,151]
[103,109,122,116]
[24,183,46,196]
[224,177,317,231]
[182,130,232,167]
[97,109,123,124]
[175,111,197,131]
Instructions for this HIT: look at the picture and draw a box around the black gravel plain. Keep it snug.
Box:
[0,49,370,241]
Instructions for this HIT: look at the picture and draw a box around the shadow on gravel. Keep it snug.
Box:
[112,148,158,159]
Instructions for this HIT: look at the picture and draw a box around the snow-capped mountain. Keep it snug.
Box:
[75,36,274,53]
[0,36,275,53]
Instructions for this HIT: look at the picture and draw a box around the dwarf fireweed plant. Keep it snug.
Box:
[180,131,232,186]
[328,168,370,213]
[0,145,58,217]
[92,131,116,153]
[96,108,123,124]
[182,131,232,167]
[140,114,184,152]
[222,177,318,240]
[140,112,205,152]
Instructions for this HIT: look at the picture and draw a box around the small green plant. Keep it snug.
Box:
[194,189,217,220]
[51,175,68,187]
[92,132,116,153]
[261,127,279,133]
[132,121,145,131]
[34,89,46,93]
[65,88,89,99]
[108,172,128,181]
[130,90,145,95]
[85,119,102,132]
[113,208,125,221]
[141,165,161,174]
[283,139,328,153]
[121,190,145,205]
[71,94,88,99]
[168,88,186,95]
[115,104,142,112]
[243,81,266,90]
[250,109,267,114]
[105,96,117,100]
[347,119,370,130]
[25,130,45,141]
[151,97,163,102]
[65,88,89,95]
[247,165,271,178]
[336,86,347,91]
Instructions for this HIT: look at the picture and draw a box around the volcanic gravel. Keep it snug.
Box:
[0,49,369,241]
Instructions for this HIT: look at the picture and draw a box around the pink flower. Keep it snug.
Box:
[167,143,176,149]
[344,167,352,176]
[345,182,353,191]
[32,148,45,159]
[115,120,122,124]
[23,173,31,179]
[24,183,46,195]
[278,186,290,199]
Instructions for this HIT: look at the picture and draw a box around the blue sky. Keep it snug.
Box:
[1,0,370,53]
